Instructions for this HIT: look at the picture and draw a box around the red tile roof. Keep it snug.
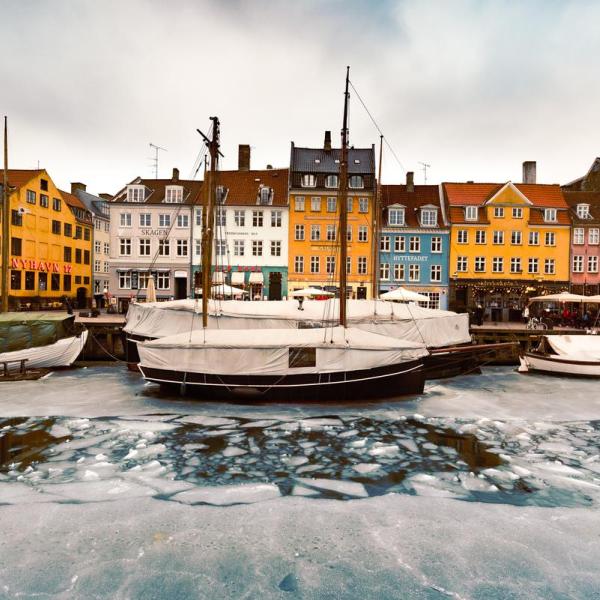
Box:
[217,168,288,206]
[380,184,444,227]
[1,169,43,189]
[448,206,489,225]
[59,188,86,210]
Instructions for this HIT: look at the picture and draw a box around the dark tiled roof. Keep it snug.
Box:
[111,177,204,205]
[290,145,375,175]
[75,189,110,219]
[528,209,570,226]
[380,184,445,227]
[564,191,600,225]
[216,168,288,207]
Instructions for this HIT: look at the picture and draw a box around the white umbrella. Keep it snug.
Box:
[583,295,600,303]
[211,284,248,297]
[146,275,157,303]
[289,287,334,298]
[380,287,430,303]
[529,292,588,304]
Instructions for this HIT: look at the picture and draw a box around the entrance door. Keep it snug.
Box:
[268,271,282,301]
[76,286,87,309]
[357,286,367,300]
[175,277,187,300]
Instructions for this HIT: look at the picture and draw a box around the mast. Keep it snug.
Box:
[339,67,350,327]
[1,116,9,313]
[372,134,383,299]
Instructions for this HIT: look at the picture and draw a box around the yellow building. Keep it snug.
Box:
[444,175,571,320]
[288,134,376,299]
[0,169,93,309]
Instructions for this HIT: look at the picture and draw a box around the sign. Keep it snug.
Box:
[215,265,261,272]
[11,258,72,273]
[392,255,429,262]
[140,228,170,236]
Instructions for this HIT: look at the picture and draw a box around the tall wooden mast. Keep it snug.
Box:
[339,67,350,327]
[1,116,9,313]
[372,134,383,298]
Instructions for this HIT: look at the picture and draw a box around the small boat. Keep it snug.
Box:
[519,334,600,377]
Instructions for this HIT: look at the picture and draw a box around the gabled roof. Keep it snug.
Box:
[215,168,288,207]
[74,188,110,219]
[381,184,445,227]
[443,182,568,208]
[111,176,204,205]
[59,189,86,210]
[0,169,44,189]
[290,145,375,175]
[564,191,600,225]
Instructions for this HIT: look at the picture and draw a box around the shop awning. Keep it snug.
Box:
[212,272,226,284]
[231,272,245,286]
[248,272,264,284]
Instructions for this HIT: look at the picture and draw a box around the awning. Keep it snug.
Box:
[212,272,225,284]
[231,272,245,286]
[248,272,264,284]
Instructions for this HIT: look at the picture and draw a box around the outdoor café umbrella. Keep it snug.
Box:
[289,287,335,298]
[210,284,248,297]
[529,292,588,304]
[145,275,157,303]
[380,287,430,303]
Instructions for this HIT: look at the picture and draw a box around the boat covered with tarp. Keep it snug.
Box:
[0,312,77,353]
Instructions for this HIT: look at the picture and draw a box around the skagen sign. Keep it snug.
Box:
[140,228,170,236]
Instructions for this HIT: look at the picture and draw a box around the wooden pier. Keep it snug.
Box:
[75,313,126,361]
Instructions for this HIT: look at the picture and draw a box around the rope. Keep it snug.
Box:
[88,329,128,363]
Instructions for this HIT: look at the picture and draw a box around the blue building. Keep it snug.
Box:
[378,174,450,309]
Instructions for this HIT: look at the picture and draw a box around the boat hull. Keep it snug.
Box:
[520,352,600,378]
[138,358,425,402]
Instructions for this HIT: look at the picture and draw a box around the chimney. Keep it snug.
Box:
[70,182,86,194]
[238,144,251,171]
[324,130,332,151]
[99,193,113,201]
[172,167,180,182]
[523,161,536,184]
[406,171,414,193]
[266,164,273,170]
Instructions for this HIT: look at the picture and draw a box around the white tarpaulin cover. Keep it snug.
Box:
[546,335,600,360]
[380,287,430,302]
[125,299,470,348]
[137,326,427,377]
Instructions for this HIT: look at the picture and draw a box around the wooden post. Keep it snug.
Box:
[2,116,9,313]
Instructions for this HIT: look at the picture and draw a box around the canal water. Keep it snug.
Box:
[1,365,600,598]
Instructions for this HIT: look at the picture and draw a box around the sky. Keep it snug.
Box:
[1,0,599,195]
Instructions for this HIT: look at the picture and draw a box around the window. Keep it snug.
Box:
[421,208,437,226]
[588,256,599,273]
[311,197,321,211]
[84,228,91,242]
[380,263,390,280]
[528,258,539,274]
[326,256,336,274]
[119,272,131,289]
[10,237,21,256]
[157,273,169,290]
[271,211,282,227]
[492,231,504,244]
[51,273,60,291]
[589,228,599,245]
[84,250,90,265]
[577,204,590,219]
[301,174,316,188]
[64,223,72,237]
[494,207,504,218]
[326,225,336,241]
[159,214,170,227]
[409,264,420,281]
[358,226,368,242]
[38,272,47,291]
[177,239,188,256]
[165,186,183,203]
[177,214,189,228]
[357,257,367,274]
[103,242,109,255]
[326,197,337,212]
[139,213,151,227]
[346,257,352,274]
[52,197,61,211]
[252,240,263,256]
[75,248,82,263]
[380,236,390,252]
[544,259,556,275]
[346,226,352,242]
[456,256,468,272]
[395,236,405,252]
[94,240,101,253]
[215,240,226,256]
[258,186,272,205]
[232,210,245,227]
[103,263,109,273]
[289,347,316,369]
[572,255,584,273]
[511,231,522,245]
[388,208,405,226]
[529,231,539,245]
[252,211,263,227]
[193,208,201,227]
[139,239,150,256]
[10,270,21,290]
[295,224,305,241]
[509,257,521,273]
[26,190,36,204]
[475,230,486,245]
[458,230,468,244]
[270,240,281,256]
[544,231,555,247]
[409,236,420,252]
[573,228,584,245]
[294,196,305,211]
[119,238,131,256]
[349,175,364,189]
[127,186,145,202]
[25,271,35,291]
[325,175,338,188]
[51,220,61,235]
[158,239,170,256]
[40,194,48,208]
[62,274,71,292]
[310,225,321,241]
[234,240,245,256]
[137,273,149,290]
[512,207,523,219]
[120,213,131,227]
[75,226,82,239]
[358,198,369,213]
[393,264,404,281]
[347,198,353,212]
[215,210,226,227]
[94,259,101,272]
[430,265,441,282]
[428,236,442,253]
[475,257,486,272]
[465,206,478,221]
[64,247,72,262]
[194,240,201,256]
[310,256,320,273]
[39,178,48,191]
[492,257,504,273]
[544,208,557,223]
[421,292,441,310]
[294,256,304,273]
[11,210,22,226]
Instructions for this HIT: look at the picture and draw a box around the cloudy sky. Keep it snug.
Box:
[1,0,599,195]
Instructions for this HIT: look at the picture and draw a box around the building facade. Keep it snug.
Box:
[445,164,571,321]
[191,148,289,300]
[379,175,450,309]
[108,169,201,312]
[288,132,376,299]
[0,169,93,309]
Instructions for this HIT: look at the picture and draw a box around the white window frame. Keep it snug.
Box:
[465,206,478,221]
[430,264,441,282]
[358,226,368,242]
[358,198,369,213]
[165,185,183,203]
[456,257,468,272]
[388,208,405,226]
[588,256,599,273]
[252,240,263,257]
[380,235,390,252]
[457,230,468,244]
[493,231,504,245]
[159,214,171,228]
[544,258,556,275]
[120,213,131,227]
[301,174,316,188]
[544,208,557,223]
[271,210,282,227]
[177,239,188,257]
[310,225,321,241]
[294,256,304,273]
[119,238,131,256]
[139,238,151,256]
[421,208,437,227]
[529,231,539,246]
[139,213,151,227]
[126,185,145,203]
[311,197,321,212]
[394,236,405,252]
[177,214,189,228]
[512,207,523,219]
[357,257,367,275]
[475,257,486,273]
[409,236,420,253]
[494,207,504,218]
[589,228,599,245]
[492,257,504,273]
[511,231,522,245]
[545,231,556,246]
[573,255,584,273]
[158,239,170,256]
[510,257,522,273]
[294,196,305,211]
[310,256,320,273]
[252,211,264,227]
[234,240,245,256]
[325,175,338,189]
[270,240,281,256]
[408,264,420,282]
[348,175,364,189]
[234,210,245,227]
[393,263,404,281]
[380,263,390,281]
[573,228,585,245]
[528,258,539,274]
[326,197,337,213]
[295,224,305,241]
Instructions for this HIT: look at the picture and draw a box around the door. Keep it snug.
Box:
[175,277,187,300]
[268,271,282,301]
[76,286,87,309]
[357,286,367,300]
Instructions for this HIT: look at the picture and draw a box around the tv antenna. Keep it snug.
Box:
[419,161,431,184]
[149,143,167,179]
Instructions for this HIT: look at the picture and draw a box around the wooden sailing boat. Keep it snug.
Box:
[137,70,428,400]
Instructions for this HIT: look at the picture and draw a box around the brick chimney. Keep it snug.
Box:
[324,130,332,151]
[172,167,180,182]
[71,182,86,194]
[238,144,251,171]
[99,193,113,201]
[523,161,536,184]
[406,171,415,193]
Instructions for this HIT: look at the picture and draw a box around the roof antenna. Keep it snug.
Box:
[419,161,431,184]
[149,143,167,179]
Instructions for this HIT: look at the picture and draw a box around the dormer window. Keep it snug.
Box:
[388,207,405,226]
[325,175,338,188]
[465,206,478,221]
[216,186,228,205]
[420,208,438,227]
[348,175,364,189]
[258,186,273,205]
[127,185,145,203]
[544,208,557,223]
[301,174,316,188]
[165,185,183,203]
[577,204,591,219]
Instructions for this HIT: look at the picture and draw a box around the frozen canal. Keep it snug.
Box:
[2,366,600,599]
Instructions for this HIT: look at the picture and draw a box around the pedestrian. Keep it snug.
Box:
[522,305,529,324]
[475,303,484,326]
[64,296,73,315]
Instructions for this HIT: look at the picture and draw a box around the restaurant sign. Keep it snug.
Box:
[11,258,72,273]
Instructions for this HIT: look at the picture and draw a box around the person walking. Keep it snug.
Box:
[522,305,529,325]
